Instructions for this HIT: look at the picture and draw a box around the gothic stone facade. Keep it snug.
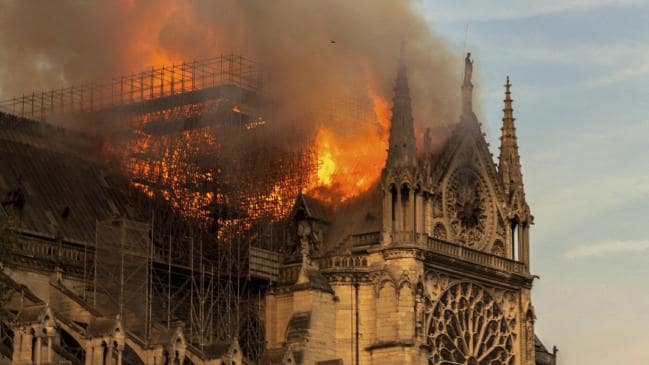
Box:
[0,53,555,365]
[264,54,542,365]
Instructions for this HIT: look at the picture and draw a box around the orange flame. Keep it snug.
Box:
[103,22,396,213]
[315,129,336,186]
[307,85,391,206]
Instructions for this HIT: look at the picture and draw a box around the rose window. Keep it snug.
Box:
[428,282,515,365]
[445,168,493,249]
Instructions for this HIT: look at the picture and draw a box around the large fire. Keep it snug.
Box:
[306,80,391,205]
[74,0,420,215]
[100,52,394,236]
[308,118,389,204]
[95,2,396,210]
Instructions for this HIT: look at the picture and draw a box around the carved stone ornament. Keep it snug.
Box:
[295,219,322,283]
[425,271,450,302]
[432,193,444,218]
[445,167,494,249]
[296,220,323,261]
[497,214,507,238]
[501,292,518,321]
[428,282,515,365]
[491,240,506,257]
[297,220,312,264]
[433,223,448,241]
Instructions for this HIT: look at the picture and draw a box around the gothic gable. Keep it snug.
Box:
[427,120,510,255]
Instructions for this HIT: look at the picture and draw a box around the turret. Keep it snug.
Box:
[381,55,420,244]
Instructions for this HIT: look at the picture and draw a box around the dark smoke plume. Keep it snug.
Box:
[0,0,460,135]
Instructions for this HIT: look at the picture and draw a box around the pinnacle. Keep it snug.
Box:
[498,76,523,191]
[386,52,416,169]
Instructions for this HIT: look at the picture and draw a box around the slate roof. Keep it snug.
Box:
[535,335,557,365]
[0,112,143,245]
[534,335,549,353]
[0,270,42,305]
[293,193,332,222]
[0,112,99,157]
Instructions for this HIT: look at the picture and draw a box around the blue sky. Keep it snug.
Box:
[419,1,649,363]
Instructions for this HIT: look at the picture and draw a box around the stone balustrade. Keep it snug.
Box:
[317,232,527,275]
[426,236,527,274]
[318,255,368,270]
[349,231,381,247]
[9,237,88,276]
[278,263,301,284]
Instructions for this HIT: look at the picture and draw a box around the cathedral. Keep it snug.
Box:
[0,53,557,365]
[262,54,555,365]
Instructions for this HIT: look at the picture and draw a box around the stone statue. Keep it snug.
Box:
[464,52,473,83]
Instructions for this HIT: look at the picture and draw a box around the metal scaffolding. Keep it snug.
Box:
[94,218,153,340]
[57,54,318,363]
[0,54,260,122]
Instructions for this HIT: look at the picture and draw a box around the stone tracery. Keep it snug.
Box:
[445,167,494,249]
[428,282,515,365]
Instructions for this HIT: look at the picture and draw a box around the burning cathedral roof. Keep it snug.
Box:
[0,112,139,244]
[0,48,465,261]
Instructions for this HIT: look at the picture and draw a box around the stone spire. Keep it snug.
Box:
[386,55,417,168]
[498,76,524,194]
[461,52,474,115]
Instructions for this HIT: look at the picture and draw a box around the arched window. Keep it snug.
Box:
[31,330,37,364]
[401,185,409,230]
[112,341,120,364]
[511,220,519,261]
[101,341,108,365]
[0,322,14,359]
[413,189,419,234]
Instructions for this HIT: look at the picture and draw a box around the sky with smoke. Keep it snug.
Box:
[0,0,459,131]
[420,1,649,363]
[1,1,647,363]
[0,0,464,201]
